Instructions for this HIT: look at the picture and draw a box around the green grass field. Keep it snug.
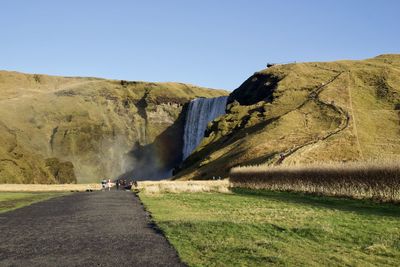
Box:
[140,189,400,266]
[0,192,66,213]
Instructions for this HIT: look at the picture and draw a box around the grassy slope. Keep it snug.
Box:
[140,190,400,266]
[176,54,400,180]
[0,192,67,213]
[0,71,227,183]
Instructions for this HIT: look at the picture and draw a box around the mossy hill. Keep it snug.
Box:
[0,71,227,183]
[175,54,400,180]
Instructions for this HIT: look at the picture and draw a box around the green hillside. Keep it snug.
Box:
[0,71,227,183]
[176,54,400,180]
[2,54,399,183]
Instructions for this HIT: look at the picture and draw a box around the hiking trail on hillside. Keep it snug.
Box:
[276,71,350,164]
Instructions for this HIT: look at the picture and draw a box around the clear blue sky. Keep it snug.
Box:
[1,0,399,90]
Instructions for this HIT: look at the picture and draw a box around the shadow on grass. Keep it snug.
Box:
[231,188,400,218]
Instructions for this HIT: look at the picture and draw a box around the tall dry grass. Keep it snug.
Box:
[137,180,230,194]
[0,184,101,192]
[230,162,400,202]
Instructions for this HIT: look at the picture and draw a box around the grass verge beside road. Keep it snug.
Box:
[0,192,67,213]
[140,189,400,266]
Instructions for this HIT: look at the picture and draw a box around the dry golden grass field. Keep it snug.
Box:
[137,180,230,194]
[230,161,400,202]
[0,183,101,192]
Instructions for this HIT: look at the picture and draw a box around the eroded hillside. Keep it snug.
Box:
[0,71,227,183]
[176,54,400,180]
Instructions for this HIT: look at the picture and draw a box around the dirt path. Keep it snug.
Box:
[0,191,185,267]
[346,72,364,160]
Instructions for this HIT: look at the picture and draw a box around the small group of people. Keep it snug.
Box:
[101,178,138,191]
[115,179,138,190]
[101,179,113,191]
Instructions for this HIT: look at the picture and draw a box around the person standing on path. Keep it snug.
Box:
[101,179,106,191]
[107,179,112,191]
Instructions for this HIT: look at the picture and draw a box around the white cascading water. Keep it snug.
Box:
[182,96,228,160]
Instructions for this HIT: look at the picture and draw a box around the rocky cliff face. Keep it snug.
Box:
[0,71,227,183]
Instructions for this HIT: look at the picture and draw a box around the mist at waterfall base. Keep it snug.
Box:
[115,96,228,181]
[117,141,175,181]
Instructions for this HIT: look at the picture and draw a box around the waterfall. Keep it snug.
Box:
[182,96,228,160]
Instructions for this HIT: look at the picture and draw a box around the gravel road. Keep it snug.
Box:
[0,191,185,266]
